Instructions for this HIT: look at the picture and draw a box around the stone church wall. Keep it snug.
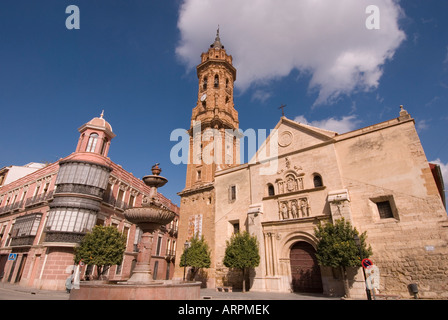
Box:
[335,117,448,298]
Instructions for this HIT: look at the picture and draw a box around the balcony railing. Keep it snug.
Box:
[24,191,54,207]
[168,226,178,236]
[55,184,103,198]
[9,235,36,247]
[0,191,54,215]
[164,249,176,261]
[101,194,133,211]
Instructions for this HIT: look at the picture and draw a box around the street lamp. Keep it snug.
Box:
[183,240,191,281]
[354,234,372,300]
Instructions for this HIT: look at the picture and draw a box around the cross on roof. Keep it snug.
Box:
[278,104,287,117]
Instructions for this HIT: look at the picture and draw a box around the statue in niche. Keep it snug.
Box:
[280,202,289,220]
[290,200,299,219]
[300,199,310,217]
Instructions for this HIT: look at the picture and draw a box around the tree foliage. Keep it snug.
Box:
[314,218,372,269]
[223,231,260,292]
[74,225,127,279]
[314,218,372,297]
[179,235,211,280]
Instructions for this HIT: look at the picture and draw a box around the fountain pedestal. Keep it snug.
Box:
[127,231,157,283]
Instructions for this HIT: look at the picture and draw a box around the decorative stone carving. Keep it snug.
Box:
[278,131,293,147]
[276,172,304,195]
[278,197,310,220]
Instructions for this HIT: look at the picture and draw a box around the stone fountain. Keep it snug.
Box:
[69,164,201,300]
[124,163,175,284]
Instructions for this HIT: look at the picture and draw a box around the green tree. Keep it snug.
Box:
[314,218,372,298]
[179,235,211,281]
[223,231,260,292]
[74,225,127,280]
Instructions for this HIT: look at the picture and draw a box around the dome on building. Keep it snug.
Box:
[86,111,113,133]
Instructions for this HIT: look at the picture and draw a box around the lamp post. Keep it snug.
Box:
[354,234,372,300]
[183,240,191,281]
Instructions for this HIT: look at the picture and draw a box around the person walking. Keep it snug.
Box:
[65,271,74,293]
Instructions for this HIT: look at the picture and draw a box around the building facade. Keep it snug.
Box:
[174,33,448,299]
[0,114,179,290]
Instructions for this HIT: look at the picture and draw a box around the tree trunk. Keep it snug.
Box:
[190,267,199,281]
[341,266,351,299]
[242,268,246,293]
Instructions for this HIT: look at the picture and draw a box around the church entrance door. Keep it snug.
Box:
[290,242,323,293]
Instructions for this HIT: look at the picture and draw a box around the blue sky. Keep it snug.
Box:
[1,0,447,205]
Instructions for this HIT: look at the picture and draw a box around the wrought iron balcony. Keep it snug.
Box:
[24,191,54,207]
[9,235,36,247]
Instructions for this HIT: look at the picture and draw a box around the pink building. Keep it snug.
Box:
[0,114,179,291]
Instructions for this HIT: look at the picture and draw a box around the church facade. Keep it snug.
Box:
[174,32,448,299]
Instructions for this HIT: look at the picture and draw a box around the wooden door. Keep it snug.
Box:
[290,242,323,293]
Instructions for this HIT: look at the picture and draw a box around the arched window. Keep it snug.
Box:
[203,77,208,90]
[226,78,229,88]
[313,174,323,188]
[267,183,275,196]
[100,138,108,155]
[214,74,219,88]
[86,133,99,153]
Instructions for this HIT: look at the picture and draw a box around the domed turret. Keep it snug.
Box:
[75,111,116,157]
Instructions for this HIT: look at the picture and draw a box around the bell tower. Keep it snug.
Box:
[185,28,240,189]
[174,29,239,287]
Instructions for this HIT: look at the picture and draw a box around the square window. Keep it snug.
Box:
[376,201,393,219]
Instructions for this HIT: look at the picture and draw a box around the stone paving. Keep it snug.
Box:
[0,282,341,300]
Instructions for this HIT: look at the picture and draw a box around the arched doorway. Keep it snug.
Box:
[289,242,323,293]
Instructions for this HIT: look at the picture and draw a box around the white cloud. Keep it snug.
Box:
[294,115,361,134]
[251,90,272,103]
[176,0,406,106]
[416,119,429,132]
[430,158,448,191]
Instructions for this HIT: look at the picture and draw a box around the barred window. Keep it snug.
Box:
[229,185,236,202]
[377,201,393,219]
[10,213,42,238]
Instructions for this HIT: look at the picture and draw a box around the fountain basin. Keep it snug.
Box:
[142,174,167,188]
[124,207,176,232]
[69,280,201,300]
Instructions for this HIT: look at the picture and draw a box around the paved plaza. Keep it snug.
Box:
[0,282,341,300]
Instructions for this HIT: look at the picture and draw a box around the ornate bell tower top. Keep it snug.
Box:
[197,27,236,76]
[191,28,238,132]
